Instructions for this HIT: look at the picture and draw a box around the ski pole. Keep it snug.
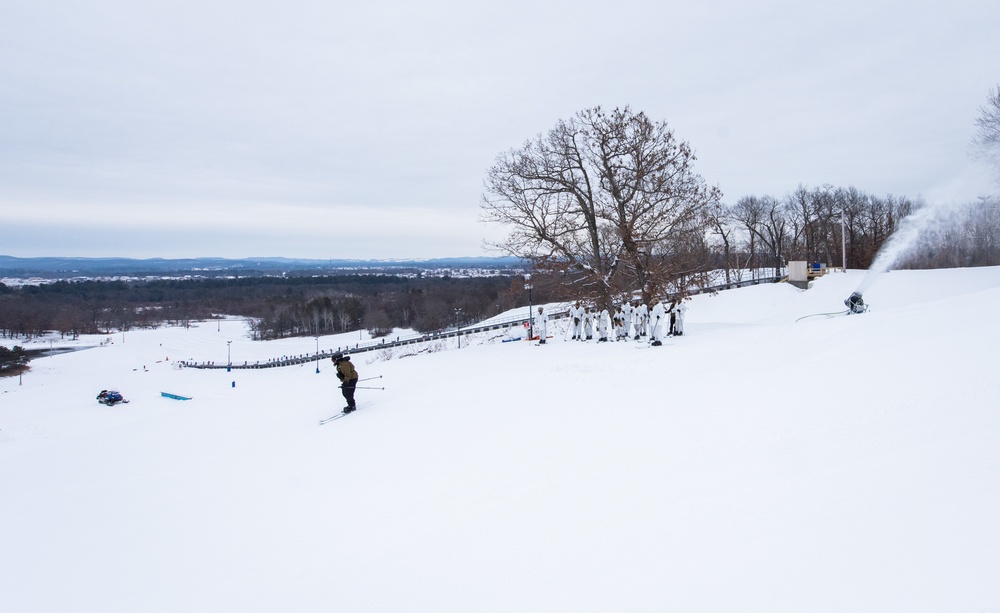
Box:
[338,385,385,390]
[357,375,383,383]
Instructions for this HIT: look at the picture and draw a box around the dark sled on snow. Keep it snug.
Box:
[96,390,129,406]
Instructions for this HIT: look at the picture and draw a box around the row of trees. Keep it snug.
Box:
[709,192,1000,276]
[891,197,1000,269]
[244,276,535,340]
[483,101,1000,308]
[0,275,550,342]
[707,186,917,282]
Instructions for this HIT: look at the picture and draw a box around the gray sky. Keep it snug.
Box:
[2,0,998,259]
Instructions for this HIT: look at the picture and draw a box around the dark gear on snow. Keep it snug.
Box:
[844,292,867,314]
[333,354,359,411]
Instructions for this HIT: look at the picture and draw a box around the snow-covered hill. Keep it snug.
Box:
[2,268,999,613]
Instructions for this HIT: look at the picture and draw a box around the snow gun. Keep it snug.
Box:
[844,292,867,314]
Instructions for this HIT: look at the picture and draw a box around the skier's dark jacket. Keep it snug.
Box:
[335,356,358,382]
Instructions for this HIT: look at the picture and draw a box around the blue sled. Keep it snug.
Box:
[160,392,192,401]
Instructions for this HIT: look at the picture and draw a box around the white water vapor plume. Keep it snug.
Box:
[855,199,967,296]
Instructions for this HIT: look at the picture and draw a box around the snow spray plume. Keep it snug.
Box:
[853,199,967,297]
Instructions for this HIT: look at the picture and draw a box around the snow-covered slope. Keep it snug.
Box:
[2,268,999,613]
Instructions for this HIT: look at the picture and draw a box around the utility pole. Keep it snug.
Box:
[525,274,533,339]
[841,208,847,271]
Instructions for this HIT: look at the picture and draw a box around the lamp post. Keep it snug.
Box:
[315,336,320,373]
[524,274,533,339]
[455,307,463,349]
[841,208,847,272]
[226,340,232,372]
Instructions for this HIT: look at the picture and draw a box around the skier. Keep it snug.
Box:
[611,307,622,340]
[597,307,610,342]
[621,301,634,340]
[332,352,359,413]
[673,300,688,336]
[582,307,594,340]
[569,301,585,340]
[650,299,666,346]
[634,301,648,340]
[534,306,549,344]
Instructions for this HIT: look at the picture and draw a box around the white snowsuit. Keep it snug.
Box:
[634,303,648,338]
[673,302,687,336]
[650,301,666,343]
[597,309,610,341]
[613,309,625,340]
[621,302,634,339]
[582,309,594,340]
[534,308,549,343]
[569,304,585,340]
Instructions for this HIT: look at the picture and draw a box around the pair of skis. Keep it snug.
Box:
[319,409,356,425]
[320,376,384,425]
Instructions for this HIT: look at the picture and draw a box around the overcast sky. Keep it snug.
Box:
[2,0,998,259]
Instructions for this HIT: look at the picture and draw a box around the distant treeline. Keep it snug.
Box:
[0,274,554,341]
[710,187,1000,279]
[4,189,997,342]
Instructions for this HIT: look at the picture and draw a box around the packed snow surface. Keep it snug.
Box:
[2,268,1000,612]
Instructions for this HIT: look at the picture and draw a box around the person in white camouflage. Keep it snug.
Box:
[650,299,666,346]
[582,307,594,340]
[534,306,549,344]
[597,307,610,342]
[634,301,648,340]
[569,301,585,340]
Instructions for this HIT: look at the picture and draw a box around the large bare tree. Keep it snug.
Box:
[481,106,720,308]
[974,85,1000,153]
[975,85,1000,191]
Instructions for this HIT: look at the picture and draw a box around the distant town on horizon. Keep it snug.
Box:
[0,255,526,279]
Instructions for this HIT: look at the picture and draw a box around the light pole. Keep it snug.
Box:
[455,307,463,349]
[525,274,533,339]
[226,340,232,372]
[841,208,847,272]
[315,336,320,373]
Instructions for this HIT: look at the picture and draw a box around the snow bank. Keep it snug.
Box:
[2,268,1000,612]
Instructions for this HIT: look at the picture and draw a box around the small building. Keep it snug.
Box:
[788,261,828,289]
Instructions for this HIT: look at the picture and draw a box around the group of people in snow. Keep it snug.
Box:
[534,298,687,347]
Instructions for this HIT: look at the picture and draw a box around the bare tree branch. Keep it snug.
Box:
[482,106,720,308]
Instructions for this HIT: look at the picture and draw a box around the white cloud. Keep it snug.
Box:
[2,0,999,257]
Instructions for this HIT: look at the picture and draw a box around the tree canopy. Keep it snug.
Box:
[481,106,721,308]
